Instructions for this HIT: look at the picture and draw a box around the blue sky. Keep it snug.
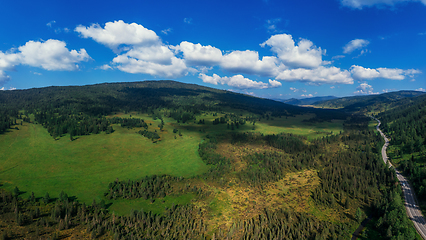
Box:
[0,0,425,99]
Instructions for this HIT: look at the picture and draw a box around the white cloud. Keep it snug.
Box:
[175,41,223,66]
[268,79,282,88]
[261,33,324,68]
[0,70,11,85]
[340,0,426,9]
[410,79,416,82]
[382,88,396,93]
[98,64,112,70]
[350,65,380,79]
[343,39,369,54]
[18,40,90,71]
[0,51,20,70]
[0,86,16,90]
[350,65,422,80]
[332,55,345,60]
[353,49,370,58]
[125,45,176,65]
[161,28,172,35]
[330,86,335,89]
[113,54,188,78]
[199,73,281,89]
[46,20,56,27]
[416,88,425,92]
[265,18,282,33]
[354,83,378,95]
[301,94,313,97]
[0,39,90,82]
[75,20,160,51]
[184,18,192,24]
[290,87,299,92]
[220,50,282,76]
[276,66,354,85]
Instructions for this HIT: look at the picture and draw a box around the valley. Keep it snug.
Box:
[0,81,424,239]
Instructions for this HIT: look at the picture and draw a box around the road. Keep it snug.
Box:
[372,116,426,239]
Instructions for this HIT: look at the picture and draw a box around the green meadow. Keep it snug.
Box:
[0,111,343,214]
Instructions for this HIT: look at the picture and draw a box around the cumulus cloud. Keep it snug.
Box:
[343,39,369,54]
[350,65,421,80]
[290,87,299,92]
[301,94,313,97]
[175,41,223,66]
[113,54,188,78]
[0,51,20,70]
[111,43,190,78]
[199,73,281,89]
[76,21,191,78]
[261,34,324,68]
[0,39,90,85]
[75,20,160,51]
[221,50,282,76]
[18,40,90,71]
[340,0,426,9]
[354,83,378,95]
[416,88,425,92]
[275,66,354,85]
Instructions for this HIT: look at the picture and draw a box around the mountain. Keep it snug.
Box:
[281,96,338,106]
[313,90,425,113]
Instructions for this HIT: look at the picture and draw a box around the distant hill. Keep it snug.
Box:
[281,96,338,106]
[0,80,347,122]
[313,91,425,113]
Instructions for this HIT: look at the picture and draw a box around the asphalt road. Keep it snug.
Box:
[372,116,426,239]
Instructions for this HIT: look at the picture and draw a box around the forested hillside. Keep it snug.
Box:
[0,81,345,139]
[378,94,426,214]
[280,96,337,106]
[313,91,425,114]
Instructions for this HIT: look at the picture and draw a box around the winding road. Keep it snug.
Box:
[372,116,426,239]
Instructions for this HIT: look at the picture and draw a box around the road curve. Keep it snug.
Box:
[371,116,426,239]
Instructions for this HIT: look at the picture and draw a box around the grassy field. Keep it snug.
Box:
[0,111,344,215]
[0,116,208,205]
